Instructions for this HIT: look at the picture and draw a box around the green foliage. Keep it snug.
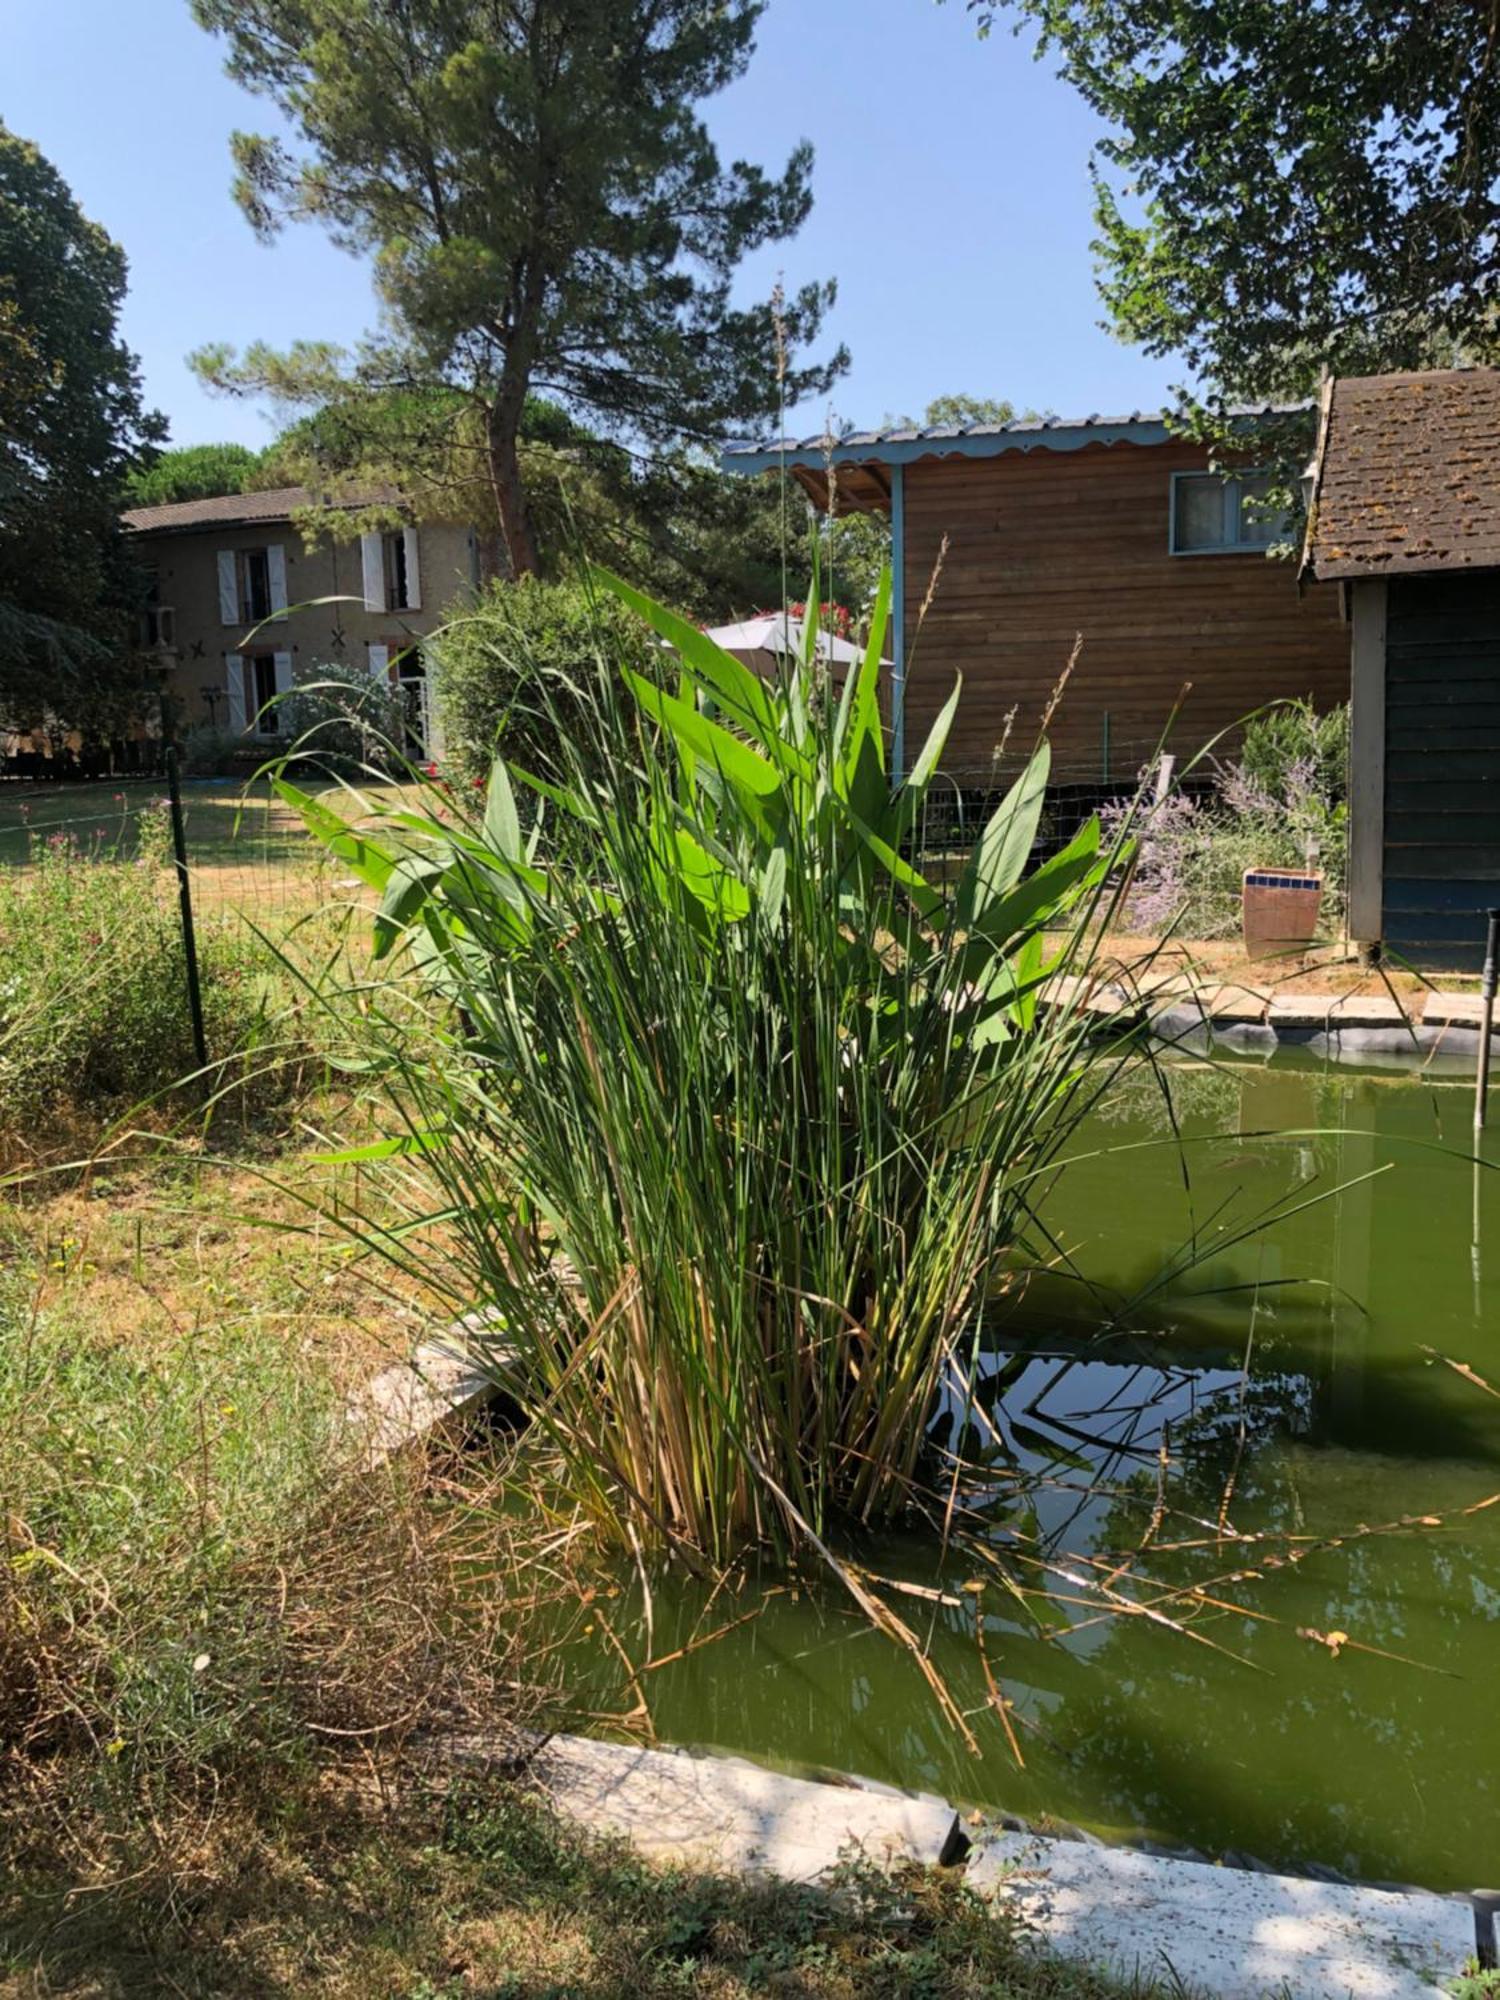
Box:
[0,122,164,735]
[434,576,681,788]
[123,441,263,508]
[282,657,408,772]
[955,0,1500,514]
[285,565,1137,1570]
[0,807,292,1126]
[189,0,845,577]
[1238,698,1349,807]
[958,3,1500,393]
[1113,702,1350,939]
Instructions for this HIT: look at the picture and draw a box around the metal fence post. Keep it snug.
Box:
[1474,907,1500,1132]
[164,742,209,1075]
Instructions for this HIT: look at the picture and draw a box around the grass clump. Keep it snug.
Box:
[282,565,1140,1574]
[0,1242,538,1916]
[0,800,306,1139]
[1,1775,1177,1999]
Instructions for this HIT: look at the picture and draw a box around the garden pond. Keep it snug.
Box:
[559,1050,1500,1892]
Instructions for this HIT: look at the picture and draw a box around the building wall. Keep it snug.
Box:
[899,440,1349,778]
[135,518,477,740]
[1380,571,1500,970]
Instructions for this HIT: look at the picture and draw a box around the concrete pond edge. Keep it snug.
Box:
[1045,972,1499,1074]
[354,1341,1498,2000]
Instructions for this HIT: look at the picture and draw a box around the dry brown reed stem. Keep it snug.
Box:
[915,533,950,638]
[1040,632,1083,736]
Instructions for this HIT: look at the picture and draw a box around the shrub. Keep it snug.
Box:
[284,568,1143,1587]
[0,804,297,1132]
[1108,700,1349,939]
[431,574,662,787]
[282,656,408,770]
[179,721,246,777]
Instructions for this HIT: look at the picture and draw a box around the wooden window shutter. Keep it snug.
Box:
[361,533,385,613]
[367,642,390,681]
[217,551,239,627]
[402,526,422,610]
[267,544,289,618]
[225,653,247,733]
[273,649,294,700]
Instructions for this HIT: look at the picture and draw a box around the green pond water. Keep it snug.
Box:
[563,1052,1500,1893]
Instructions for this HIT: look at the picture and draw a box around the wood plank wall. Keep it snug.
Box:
[900,440,1349,780]
[1382,572,1500,970]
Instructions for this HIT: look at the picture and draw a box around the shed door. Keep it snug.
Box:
[1384,574,1500,970]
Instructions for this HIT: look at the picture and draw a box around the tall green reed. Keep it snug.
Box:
[280,566,1144,1569]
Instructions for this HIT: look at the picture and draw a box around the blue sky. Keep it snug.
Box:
[6,0,1184,450]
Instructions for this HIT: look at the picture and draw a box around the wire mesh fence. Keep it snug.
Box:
[0,728,1354,1099]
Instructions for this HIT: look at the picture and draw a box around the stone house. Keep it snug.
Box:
[121,486,483,755]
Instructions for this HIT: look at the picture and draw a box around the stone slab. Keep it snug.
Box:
[536,1735,960,1882]
[968,1832,1474,2000]
[1267,994,1413,1032]
[1423,992,1488,1029]
[348,1339,498,1468]
[1194,983,1270,1024]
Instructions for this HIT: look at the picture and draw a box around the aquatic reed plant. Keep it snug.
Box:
[280,567,1143,1569]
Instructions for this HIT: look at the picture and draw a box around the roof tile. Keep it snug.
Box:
[1310,370,1500,578]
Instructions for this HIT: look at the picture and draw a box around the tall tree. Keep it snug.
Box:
[955,0,1500,404]
[124,441,264,508]
[189,0,846,579]
[0,124,163,734]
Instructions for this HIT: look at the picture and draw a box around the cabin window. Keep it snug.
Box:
[1170,472,1286,554]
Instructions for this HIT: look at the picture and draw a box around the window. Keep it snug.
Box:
[248,653,279,734]
[139,568,176,650]
[238,548,272,622]
[1170,472,1288,554]
[383,531,410,610]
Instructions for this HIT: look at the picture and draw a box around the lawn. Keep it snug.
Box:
[0,1137,1176,2000]
[0,775,402,918]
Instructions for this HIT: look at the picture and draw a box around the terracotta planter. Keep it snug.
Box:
[1242,868,1323,961]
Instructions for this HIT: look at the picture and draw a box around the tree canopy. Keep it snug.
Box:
[0,122,162,736]
[123,441,264,508]
[957,0,1500,405]
[189,0,846,579]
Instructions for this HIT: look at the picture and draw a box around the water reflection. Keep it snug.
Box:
[572,1055,1500,1890]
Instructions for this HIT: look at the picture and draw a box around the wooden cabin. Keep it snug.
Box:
[1305,367,1500,970]
[723,414,1348,787]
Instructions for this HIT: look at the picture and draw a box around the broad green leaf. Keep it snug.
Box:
[904,676,962,794]
[593,566,776,735]
[273,778,395,891]
[625,672,784,800]
[955,744,1052,929]
[483,757,522,860]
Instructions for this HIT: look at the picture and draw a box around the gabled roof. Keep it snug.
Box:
[122,483,401,535]
[1306,369,1500,580]
[723,403,1305,515]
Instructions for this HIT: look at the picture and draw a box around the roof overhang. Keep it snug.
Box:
[722,418,1178,516]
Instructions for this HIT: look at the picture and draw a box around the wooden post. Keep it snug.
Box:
[1348,579,1388,951]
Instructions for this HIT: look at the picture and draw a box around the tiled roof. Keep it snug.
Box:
[122,484,400,534]
[1307,370,1500,579]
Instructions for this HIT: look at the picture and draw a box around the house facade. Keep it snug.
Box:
[723,415,1348,784]
[121,486,483,754]
[1305,367,1500,970]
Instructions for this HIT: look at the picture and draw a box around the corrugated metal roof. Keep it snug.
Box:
[723,402,1304,469]
[1307,369,1500,580]
[122,483,401,535]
